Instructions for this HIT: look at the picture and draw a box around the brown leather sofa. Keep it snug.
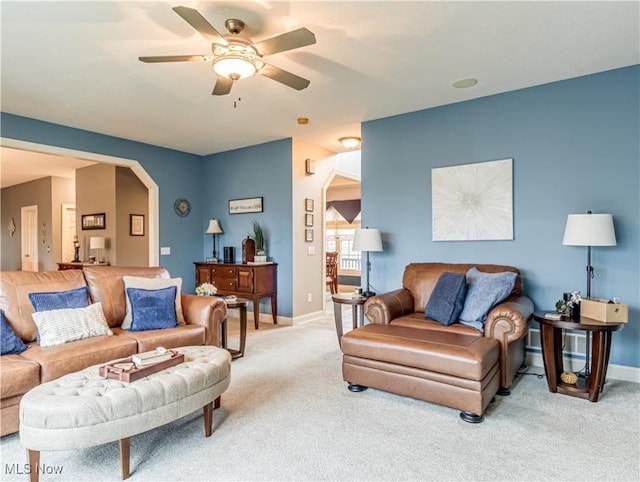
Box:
[341,263,534,422]
[0,265,227,436]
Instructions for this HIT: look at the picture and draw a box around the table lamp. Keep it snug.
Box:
[562,211,617,300]
[89,236,105,264]
[206,219,224,262]
[562,210,616,379]
[353,227,383,297]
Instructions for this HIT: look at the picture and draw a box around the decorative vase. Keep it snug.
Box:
[242,236,255,263]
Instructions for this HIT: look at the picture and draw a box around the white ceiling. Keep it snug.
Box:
[1,1,638,185]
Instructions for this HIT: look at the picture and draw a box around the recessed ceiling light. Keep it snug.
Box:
[452,78,478,89]
[297,117,309,125]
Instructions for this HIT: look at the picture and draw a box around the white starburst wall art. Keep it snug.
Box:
[432,158,513,241]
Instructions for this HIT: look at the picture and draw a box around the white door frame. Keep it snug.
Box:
[61,203,76,262]
[1,138,159,266]
[21,205,38,271]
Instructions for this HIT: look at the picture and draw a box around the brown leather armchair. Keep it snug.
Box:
[362,263,534,392]
[341,262,534,422]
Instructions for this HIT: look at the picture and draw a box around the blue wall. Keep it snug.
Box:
[1,113,204,291]
[202,140,294,317]
[362,66,639,368]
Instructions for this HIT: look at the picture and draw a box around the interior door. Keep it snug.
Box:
[61,204,76,262]
[21,205,38,271]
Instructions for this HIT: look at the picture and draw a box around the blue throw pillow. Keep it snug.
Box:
[1,310,29,355]
[425,272,467,326]
[127,286,178,332]
[29,286,89,312]
[459,267,517,332]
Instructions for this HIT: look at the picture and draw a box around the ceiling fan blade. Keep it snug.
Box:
[260,64,310,91]
[172,6,227,45]
[212,76,234,96]
[139,55,208,63]
[252,28,316,56]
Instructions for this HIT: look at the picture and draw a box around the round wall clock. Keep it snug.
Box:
[174,198,191,217]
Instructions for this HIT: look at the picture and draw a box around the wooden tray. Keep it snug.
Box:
[99,352,184,382]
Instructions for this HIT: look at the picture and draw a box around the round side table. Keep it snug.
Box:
[533,311,624,402]
[331,293,367,343]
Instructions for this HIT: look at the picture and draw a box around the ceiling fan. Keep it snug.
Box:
[139,6,316,96]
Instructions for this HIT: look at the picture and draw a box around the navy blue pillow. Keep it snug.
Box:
[425,272,468,326]
[127,286,178,332]
[1,310,29,355]
[29,286,89,312]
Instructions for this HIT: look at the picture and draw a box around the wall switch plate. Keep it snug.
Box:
[160,247,171,255]
[307,246,315,255]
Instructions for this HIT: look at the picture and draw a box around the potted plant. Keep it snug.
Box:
[251,220,267,262]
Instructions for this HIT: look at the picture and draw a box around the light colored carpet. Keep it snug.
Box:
[1,308,639,481]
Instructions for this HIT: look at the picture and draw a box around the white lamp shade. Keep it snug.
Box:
[353,228,383,252]
[89,237,105,250]
[205,219,224,235]
[562,214,616,246]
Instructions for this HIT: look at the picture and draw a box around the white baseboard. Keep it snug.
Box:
[525,351,640,383]
[225,310,293,326]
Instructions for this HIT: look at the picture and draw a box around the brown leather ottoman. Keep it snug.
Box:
[341,324,500,422]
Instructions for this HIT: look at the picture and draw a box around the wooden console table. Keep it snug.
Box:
[58,262,109,270]
[195,262,277,329]
[533,312,624,402]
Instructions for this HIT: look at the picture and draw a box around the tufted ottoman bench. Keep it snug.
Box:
[19,345,231,481]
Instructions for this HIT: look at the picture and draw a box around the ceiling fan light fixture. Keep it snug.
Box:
[213,56,257,80]
[339,136,361,149]
[211,43,263,80]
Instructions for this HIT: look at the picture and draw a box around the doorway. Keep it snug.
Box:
[21,205,38,271]
[61,204,76,263]
[1,138,159,266]
[325,173,361,293]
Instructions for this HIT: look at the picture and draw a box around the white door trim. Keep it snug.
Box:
[21,205,38,271]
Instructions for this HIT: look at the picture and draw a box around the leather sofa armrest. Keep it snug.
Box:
[181,294,227,346]
[484,295,534,343]
[364,288,415,325]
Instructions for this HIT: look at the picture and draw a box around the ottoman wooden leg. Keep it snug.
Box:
[27,450,39,482]
[119,437,130,480]
[203,401,213,437]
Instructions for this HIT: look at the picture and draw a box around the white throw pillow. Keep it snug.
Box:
[31,302,113,347]
[122,276,186,329]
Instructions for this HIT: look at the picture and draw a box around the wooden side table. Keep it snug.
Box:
[220,297,248,359]
[331,293,367,343]
[533,312,624,402]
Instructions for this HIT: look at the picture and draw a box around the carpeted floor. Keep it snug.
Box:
[1,306,639,481]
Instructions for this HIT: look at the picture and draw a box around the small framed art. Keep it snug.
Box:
[305,213,314,227]
[229,197,263,214]
[305,229,314,242]
[81,213,106,230]
[130,214,144,236]
[305,198,314,212]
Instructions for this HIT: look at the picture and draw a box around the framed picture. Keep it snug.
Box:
[130,214,145,236]
[432,158,513,241]
[81,213,106,230]
[229,197,263,214]
[305,228,314,242]
[305,198,314,212]
[305,213,314,227]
